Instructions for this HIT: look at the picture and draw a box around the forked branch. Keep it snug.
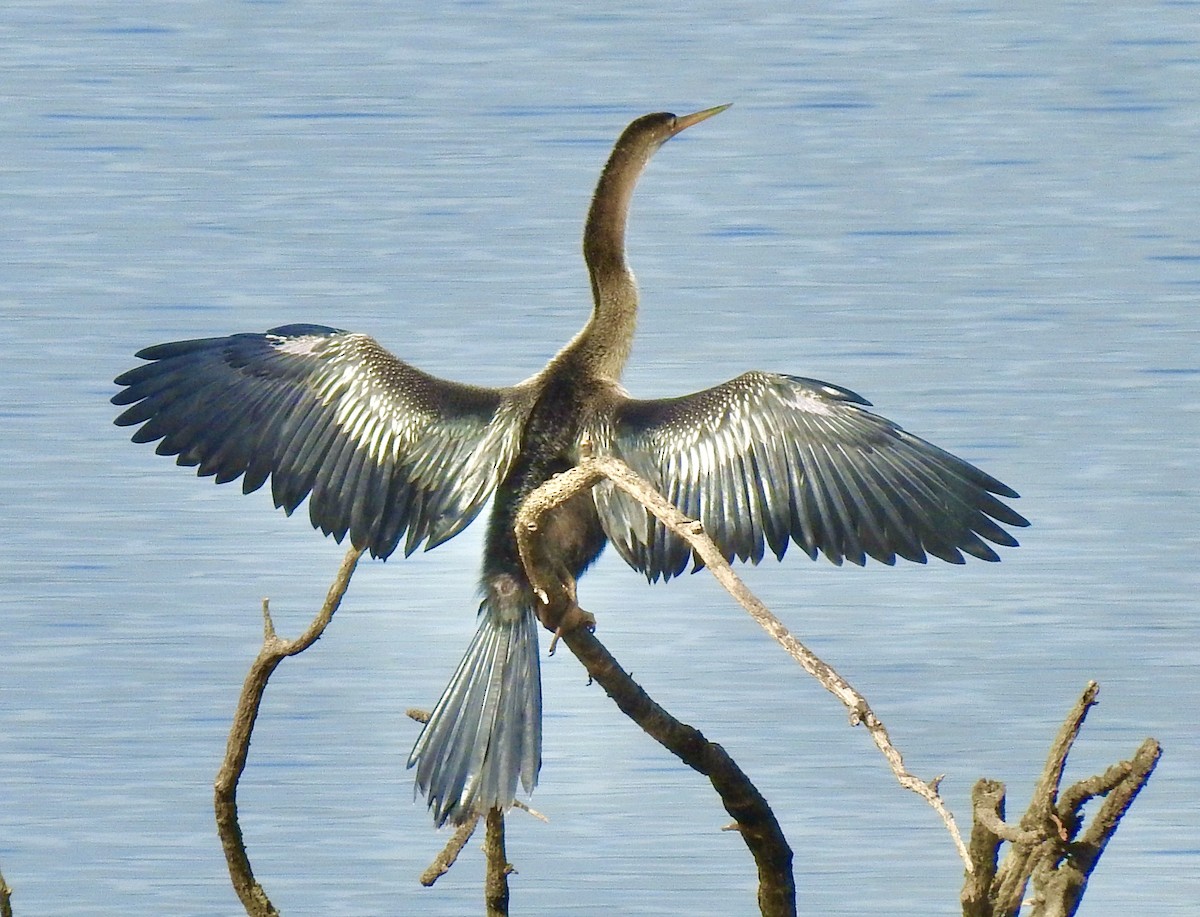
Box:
[214,545,364,917]
[403,707,513,904]
[515,450,970,873]
[961,681,1161,917]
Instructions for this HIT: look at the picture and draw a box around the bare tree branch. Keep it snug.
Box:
[214,545,365,917]
[554,623,797,917]
[960,682,1161,917]
[515,455,801,915]
[516,450,970,872]
[1028,736,1161,917]
[484,809,512,917]
[418,816,480,887]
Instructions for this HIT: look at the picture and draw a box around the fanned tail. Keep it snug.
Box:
[408,596,542,826]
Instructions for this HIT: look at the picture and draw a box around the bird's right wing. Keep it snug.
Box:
[113,323,535,559]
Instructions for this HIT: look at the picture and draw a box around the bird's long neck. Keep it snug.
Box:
[570,136,655,381]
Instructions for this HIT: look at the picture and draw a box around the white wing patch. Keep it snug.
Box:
[784,385,839,416]
[268,333,328,357]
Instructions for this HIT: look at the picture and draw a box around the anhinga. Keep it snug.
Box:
[113,105,1028,827]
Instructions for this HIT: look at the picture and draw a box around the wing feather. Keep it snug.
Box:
[590,371,1027,581]
[113,324,533,558]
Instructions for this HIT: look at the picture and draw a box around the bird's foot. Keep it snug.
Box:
[547,604,597,655]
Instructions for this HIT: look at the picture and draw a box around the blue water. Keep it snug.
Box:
[2,2,1197,914]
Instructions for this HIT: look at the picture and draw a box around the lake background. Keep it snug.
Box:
[2,2,1197,914]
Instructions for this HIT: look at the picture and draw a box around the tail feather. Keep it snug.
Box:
[408,598,542,826]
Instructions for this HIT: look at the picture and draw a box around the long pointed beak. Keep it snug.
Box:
[670,103,731,136]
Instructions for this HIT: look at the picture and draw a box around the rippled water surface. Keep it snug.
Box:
[2,2,1198,915]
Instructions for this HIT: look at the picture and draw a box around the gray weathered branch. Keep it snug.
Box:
[960,682,1161,917]
[214,545,365,917]
[515,449,969,874]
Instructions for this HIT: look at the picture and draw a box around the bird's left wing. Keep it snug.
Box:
[113,323,534,559]
[588,371,1028,581]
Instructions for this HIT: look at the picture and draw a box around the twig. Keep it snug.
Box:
[1031,683,1099,821]
[0,865,12,917]
[419,816,480,886]
[1057,737,1159,845]
[214,545,364,917]
[516,451,971,870]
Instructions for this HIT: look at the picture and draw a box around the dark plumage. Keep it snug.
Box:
[113,105,1028,826]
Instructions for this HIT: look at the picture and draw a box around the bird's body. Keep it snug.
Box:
[113,106,1028,826]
